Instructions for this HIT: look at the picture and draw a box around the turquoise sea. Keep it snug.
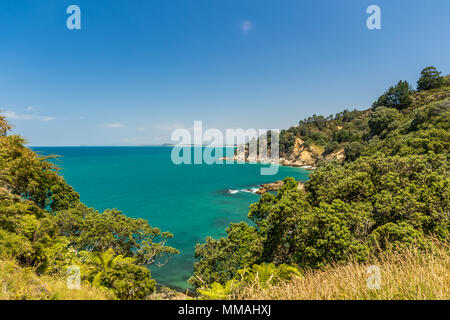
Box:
[32,147,310,289]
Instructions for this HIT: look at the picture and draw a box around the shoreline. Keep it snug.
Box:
[219,156,317,170]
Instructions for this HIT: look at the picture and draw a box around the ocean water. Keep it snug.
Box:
[32,147,310,289]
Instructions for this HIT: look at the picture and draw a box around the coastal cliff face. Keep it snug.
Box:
[278,138,318,167]
[324,148,345,161]
[234,136,343,168]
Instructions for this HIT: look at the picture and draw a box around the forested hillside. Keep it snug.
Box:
[190,67,450,297]
[272,68,450,166]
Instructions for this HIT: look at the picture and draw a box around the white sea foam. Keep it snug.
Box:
[227,187,260,194]
[241,188,259,194]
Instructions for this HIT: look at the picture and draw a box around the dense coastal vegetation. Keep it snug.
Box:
[1,66,449,299]
[0,122,179,299]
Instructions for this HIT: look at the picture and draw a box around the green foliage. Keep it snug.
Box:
[0,136,80,211]
[79,248,133,272]
[188,222,263,288]
[344,141,364,161]
[278,109,367,156]
[56,207,179,267]
[0,228,32,258]
[249,178,312,265]
[0,117,178,299]
[0,114,12,136]
[197,280,239,300]
[363,99,450,157]
[369,222,427,251]
[417,66,444,91]
[368,107,401,137]
[237,263,301,289]
[84,249,156,300]
[290,201,371,269]
[372,80,414,110]
[198,263,301,299]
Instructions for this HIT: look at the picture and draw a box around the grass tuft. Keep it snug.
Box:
[231,240,449,300]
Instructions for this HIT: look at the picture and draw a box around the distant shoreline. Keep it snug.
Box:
[220,156,316,170]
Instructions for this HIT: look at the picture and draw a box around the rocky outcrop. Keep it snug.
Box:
[324,148,345,161]
[234,137,345,167]
[278,138,319,167]
[255,180,305,194]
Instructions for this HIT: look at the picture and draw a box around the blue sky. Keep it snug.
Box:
[1,0,449,146]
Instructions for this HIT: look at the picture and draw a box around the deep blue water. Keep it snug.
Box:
[32,146,310,289]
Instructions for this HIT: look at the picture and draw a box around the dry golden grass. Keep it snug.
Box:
[2,241,448,300]
[310,144,325,155]
[0,259,112,300]
[233,241,449,300]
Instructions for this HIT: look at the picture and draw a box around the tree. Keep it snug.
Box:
[372,81,414,110]
[57,208,179,267]
[249,178,311,265]
[188,222,263,288]
[0,114,12,136]
[417,66,443,91]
